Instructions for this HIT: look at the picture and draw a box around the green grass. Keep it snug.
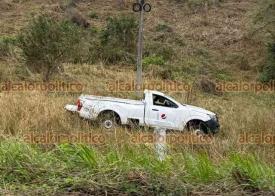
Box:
[229,153,275,190]
[0,139,274,195]
[183,153,221,183]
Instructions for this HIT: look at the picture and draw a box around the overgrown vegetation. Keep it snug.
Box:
[0,36,17,58]
[260,42,275,82]
[0,0,275,194]
[0,139,274,194]
[16,14,138,80]
[252,0,275,82]
[15,12,179,80]
[18,15,84,81]
[143,55,165,67]
[99,15,138,64]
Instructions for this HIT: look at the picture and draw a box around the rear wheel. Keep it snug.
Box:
[99,112,120,130]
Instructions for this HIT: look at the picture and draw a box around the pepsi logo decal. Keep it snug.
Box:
[161,114,167,119]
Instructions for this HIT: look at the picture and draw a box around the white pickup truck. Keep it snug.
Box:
[65,90,219,134]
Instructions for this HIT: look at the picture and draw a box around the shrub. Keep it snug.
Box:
[143,55,165,67]
[69,27,100,64]
[260,42,275,83]
[18,15,84,81]
[144,42,174,61]
[0,36,17,58]
[100,15,138,64]
[89,11,99,19]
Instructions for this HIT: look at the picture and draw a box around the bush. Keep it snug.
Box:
[18,15,84,81]
[69,27,100,64]
[260,42,275,83]
[89,11,99,19]
[143,55,165,67]
[144,42,174,61]
[0,36,17,58]
[100,15,138,64]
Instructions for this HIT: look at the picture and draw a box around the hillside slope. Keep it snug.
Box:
[0,0,265,82]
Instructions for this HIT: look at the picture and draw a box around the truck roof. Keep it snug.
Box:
[144,89,164,96]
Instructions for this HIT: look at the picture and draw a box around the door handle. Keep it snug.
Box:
[152,109,159,111]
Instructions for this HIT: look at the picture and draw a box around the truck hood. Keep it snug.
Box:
[185,104,215,116]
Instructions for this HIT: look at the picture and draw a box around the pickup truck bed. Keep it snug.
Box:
[81,95,144,105]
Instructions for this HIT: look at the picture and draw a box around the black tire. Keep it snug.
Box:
[188,121,210,135]
[99,112,120,130]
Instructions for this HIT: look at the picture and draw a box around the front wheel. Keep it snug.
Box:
[188,121,210,135]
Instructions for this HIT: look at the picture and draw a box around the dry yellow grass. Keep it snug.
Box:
[0,0,274,194]
[0,63,274,165]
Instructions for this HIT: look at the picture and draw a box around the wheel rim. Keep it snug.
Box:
[103,120,113,129]
[194,129,203,135]
[188,122,208,135]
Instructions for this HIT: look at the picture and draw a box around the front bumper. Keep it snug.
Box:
[205,119,220,134]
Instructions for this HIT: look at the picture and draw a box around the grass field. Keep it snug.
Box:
[0,65,274,194]
[0,0,275,195]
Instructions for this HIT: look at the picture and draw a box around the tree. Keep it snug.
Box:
[18,15,82,81]
[99,15,138,64]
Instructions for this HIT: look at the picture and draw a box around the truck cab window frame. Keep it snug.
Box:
[152,94,178,108]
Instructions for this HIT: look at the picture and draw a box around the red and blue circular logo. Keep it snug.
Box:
[161,114,167,119]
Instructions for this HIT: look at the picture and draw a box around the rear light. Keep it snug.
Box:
[76,99,82,111]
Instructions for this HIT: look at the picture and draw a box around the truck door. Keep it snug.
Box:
[145,94,179,129]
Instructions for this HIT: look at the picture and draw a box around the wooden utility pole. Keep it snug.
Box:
[136,0,144,97]
[133,0,151,97]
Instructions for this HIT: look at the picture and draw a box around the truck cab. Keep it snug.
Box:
[143,90,219,133]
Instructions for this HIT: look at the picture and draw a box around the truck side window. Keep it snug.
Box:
[153,94,178,108]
